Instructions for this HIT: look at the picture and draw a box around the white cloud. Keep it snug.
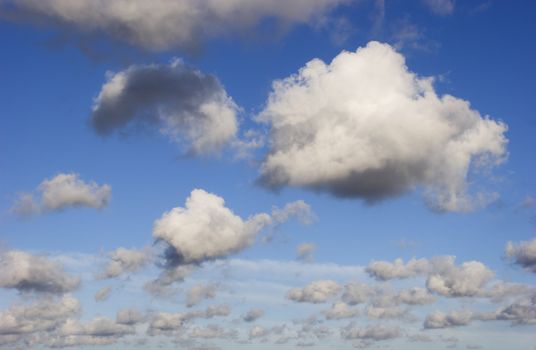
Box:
[323,302,360,319]
[0,250,80,294]
[424,310,473,329]
[297,243,316,262]
[505,237,536,273]
[11,173,111,216]
[91,60,239,155]
[287,280,341,303]
[257,41,507,212]
[242,308,265,322]
[186,283,219,307]
[1,0,351,51]
[0,295,80,335]
[366,256,495,298]
[397,287,436,305]
[366,258,429,280]
[94,286,112,302]
[153,189,272,264]
[98,247,149,279]
[426,259,495,297]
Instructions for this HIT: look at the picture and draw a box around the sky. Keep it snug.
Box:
[0,0,535,349]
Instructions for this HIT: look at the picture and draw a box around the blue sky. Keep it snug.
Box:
[0,1,535,349]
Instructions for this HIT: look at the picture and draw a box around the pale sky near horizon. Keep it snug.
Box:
[1,1,535,349]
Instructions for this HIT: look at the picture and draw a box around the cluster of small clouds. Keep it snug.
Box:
[11,173,111,217]
[366,255,496,297]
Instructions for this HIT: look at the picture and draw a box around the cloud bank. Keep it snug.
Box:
[257,41,507,212]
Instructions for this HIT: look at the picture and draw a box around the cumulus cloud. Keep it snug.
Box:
[153,189,272,265]
[0,0,350,51]
[297,243,316,262]
[116,308,144,326]
[186,283,219,307]
[153,189,311,268]
[366,258,429,280]
[398,287,436,305]
[0,295,80,336]
[0,250,80,294]
[242,309,265,323]
[505,237,536,273]
[91,60,239,155]
[477,293,536,325]
[341,323,401,348]
[341,282,373,305]
[323,302,360,319]
[11,173,111,216]
[426,259,495,297]
[366,256,495,298]
[94,286,112,302]
[98,247,149,279]
[287,280,341,303]
[424,310,473,329]
[257,41,507,212]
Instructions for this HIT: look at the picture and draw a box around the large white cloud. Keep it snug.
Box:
[257,41,507,212]
[0,0,350,51]
[91,60,239,155]
[11,173,111,216]
[0,250,80,294]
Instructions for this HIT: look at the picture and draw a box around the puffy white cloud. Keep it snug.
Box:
[153,189,310,267]
[366,258,430,280]
[91,60,238,155]
[271,200,315,225]
[94,286,112,302]
[1,0,350,51]
[397,287,436,305]
[426,259,495,297]
[287,280,341,303]
[186,283,219,307]
[341,282,373,305]
[297,243,316,262]
[242,309,265,323]
[147,312,184,336]
[153,189,272,264]
[505,237,536,273]
[366,256,495,298]
[477,293,536,325]
[424,310,473,329]
[249,325,267,339]
[0,250,80,294]
[0,295,80,336]
[11,173,110,216]
[257,41,507,212]
[98,247,149,279]
[366,305,407,320]
[323,302,359,319]
[115,309,144,325]
[190,324,236,339]
[341,324,401,344]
